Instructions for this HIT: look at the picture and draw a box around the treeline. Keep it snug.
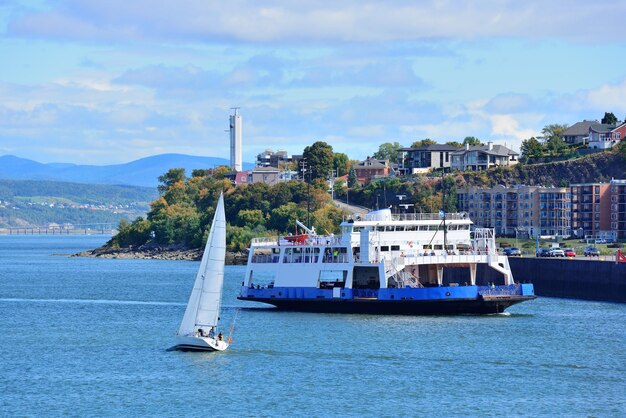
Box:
[0,179,157,206]
[109,168,348,251]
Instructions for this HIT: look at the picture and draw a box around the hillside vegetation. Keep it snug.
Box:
[0,179,157,228]
[461,151,626,188]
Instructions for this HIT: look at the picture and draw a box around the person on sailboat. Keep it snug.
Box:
[218,332,223,341]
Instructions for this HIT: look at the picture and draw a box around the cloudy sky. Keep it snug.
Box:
[1,0,625,165]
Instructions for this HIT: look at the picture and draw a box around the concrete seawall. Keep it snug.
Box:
[508,258,626,303]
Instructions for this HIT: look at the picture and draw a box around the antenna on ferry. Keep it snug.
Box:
[441,169,448,250]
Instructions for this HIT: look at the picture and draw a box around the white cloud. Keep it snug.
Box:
[6,1,626,43]
[586,80,626,114]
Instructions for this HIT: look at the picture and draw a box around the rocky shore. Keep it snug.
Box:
[73,244,248,265]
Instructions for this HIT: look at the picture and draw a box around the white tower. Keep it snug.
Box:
[229,108,242,172]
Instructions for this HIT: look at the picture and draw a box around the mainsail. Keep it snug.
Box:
[177,193,226,336]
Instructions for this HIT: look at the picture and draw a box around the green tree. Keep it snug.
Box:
[462,136,482,146]
[302,141,334,182]
[601,112,618,125]
[410,138,437,148]
[236,209,266,228]
[157,168,186,194]
[332,152,349,177]
[541,124,568,142]
[267,202,307,232]
[347,165,358,188]
[520,137,544,162]
[373,142,403,161]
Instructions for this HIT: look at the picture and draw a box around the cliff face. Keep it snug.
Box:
[461,152,626,187]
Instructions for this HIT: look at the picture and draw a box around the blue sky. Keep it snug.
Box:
[1,0,625,165]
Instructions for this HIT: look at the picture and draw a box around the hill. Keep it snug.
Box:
[0,154,254,187]
[460,152,626,187]
[0,179,158,228]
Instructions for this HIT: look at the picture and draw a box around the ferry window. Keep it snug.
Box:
[391,245,400,251]
[423,245,432,250]
[429,225,439,231]
[448,225,458,231]
[353,226,362,233]
[434,245,443,250]
[405,225,416,231]
[385,225,394,231]
[418,225,428,231]
[381,246,389,252]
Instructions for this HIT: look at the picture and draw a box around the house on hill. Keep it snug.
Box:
[561,120,600,144]
[397,144,458,174]
[588,121,626,150]
[353,157,391,184]
[451,142,519,171]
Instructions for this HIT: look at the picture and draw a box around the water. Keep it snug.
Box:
[1,235,624,417]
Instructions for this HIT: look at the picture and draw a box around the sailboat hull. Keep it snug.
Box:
[173,335,229,352]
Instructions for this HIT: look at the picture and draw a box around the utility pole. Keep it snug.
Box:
[300,158,310,228]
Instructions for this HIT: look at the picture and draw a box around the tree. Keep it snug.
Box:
[541,124,568,143]
[302,141,334,182]
[520,137,544,162]
[410,138,437,148]
[332,152,349,177]
[445,141,463,148]
[601,112,618,125]
[347,165,358,188]
[157,168,186,194]
[373,142,403,161]
[462,136,482,146]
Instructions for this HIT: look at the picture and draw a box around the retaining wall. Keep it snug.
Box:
[508,258,626,303]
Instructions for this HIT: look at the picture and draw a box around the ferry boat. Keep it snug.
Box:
[238,208,536,314]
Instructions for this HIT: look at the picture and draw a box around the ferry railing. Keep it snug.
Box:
[251,235,342,246]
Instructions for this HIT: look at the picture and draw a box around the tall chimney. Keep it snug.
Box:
[229,108,242,172]
[487,141,493,150]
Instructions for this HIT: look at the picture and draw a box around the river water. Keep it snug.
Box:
[0,235,624,417]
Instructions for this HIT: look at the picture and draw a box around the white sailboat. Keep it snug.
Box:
[173,192,230,352]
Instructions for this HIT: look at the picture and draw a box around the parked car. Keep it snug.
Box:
[584,246,600,257]
[548,248,565,257]
[536,248,551,257]
[564,248,576,257]
[503,247,521,256]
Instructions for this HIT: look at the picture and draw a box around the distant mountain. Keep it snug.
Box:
[0,154,254,188]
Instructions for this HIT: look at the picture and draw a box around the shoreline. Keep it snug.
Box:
[73,246,248,265]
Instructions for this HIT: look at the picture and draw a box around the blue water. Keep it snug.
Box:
[0,235,624,417]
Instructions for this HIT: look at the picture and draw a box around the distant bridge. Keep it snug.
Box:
[0,223,117,235]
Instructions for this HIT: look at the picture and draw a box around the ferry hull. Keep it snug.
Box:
[237,295,536,315]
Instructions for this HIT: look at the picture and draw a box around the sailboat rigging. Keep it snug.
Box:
[172,192,230,352]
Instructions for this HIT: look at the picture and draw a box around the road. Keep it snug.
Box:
[333,199,370,216]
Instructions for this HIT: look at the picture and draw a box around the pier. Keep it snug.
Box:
[0,223,115,235]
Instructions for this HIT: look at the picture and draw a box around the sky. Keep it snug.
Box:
[1,0,625,166]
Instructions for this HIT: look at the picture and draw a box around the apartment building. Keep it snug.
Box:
[570,182,612,239]
[457,184,571,238]
[610,179,626,239]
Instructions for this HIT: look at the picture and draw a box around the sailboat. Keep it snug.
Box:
[173,192,230,352]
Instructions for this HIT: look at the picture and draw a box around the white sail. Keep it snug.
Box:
[177,193,226,336]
